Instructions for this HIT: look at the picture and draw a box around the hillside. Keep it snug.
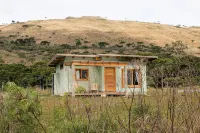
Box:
[0,16,200,64]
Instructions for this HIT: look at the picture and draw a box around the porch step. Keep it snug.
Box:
[73,92,126,97]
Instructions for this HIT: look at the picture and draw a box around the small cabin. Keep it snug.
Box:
[48,54,157,96]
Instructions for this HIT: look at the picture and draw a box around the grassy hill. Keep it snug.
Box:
[0,16,200,64]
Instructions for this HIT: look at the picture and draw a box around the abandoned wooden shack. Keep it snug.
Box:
[48,54,157,96]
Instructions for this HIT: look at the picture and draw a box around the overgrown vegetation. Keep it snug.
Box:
[0,61,54,88]
[0,82,45,133]
[1,83,200,133]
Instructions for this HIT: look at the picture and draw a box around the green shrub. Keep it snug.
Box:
[0,82,44,133]
[40,41,50,46]
[126,43,132,47]
[12,37,36,46]
[75,86,86,93]
[175,24,181,28]
[75,39,82,46]
[81,45,89,49]
[98,42,109,48]
[60,44,72,49]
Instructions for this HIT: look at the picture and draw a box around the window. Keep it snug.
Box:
[60,63,64,69]
[122,69,140,87]
[75,69,89,81]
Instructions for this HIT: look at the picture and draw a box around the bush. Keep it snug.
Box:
[98,42,109,49]
[75,86,86,93]
[12,37,36,46]
[75,39,82,46]
[175,24,181,28]
[81,46,89,49]
[126,43,132,47]
[40,41,50,46]
[60,44,72,49]
[0,82,44,133]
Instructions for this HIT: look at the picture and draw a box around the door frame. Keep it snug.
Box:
[104,67,116,92]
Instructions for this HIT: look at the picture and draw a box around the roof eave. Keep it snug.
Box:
[48,54,158,67]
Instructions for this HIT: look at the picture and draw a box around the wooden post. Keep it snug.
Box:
[124,66,128,96]
[71,64,75,97]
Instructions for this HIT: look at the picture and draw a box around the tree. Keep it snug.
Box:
[75,39,82,47]
[98,42,109,49]
[11,20,15,24]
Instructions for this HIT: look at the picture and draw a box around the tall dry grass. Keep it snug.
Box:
[39,87,200,133]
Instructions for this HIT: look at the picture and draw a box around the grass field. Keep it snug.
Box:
[38,88,200,133]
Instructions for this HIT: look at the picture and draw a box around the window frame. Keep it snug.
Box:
[75,68,89,81]
[122,68,141,88]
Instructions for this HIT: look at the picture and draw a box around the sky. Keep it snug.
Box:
[0,0,200,26]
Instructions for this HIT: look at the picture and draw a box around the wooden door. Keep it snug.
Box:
[104,67,116,92]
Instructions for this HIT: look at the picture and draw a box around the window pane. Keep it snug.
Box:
[133,70,139,85]
[82,70,88,79]
[76,70,81,79]
[127,70,132,85]
[60,63,64,69]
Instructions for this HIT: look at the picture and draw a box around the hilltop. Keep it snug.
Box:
[0,16,200,64]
